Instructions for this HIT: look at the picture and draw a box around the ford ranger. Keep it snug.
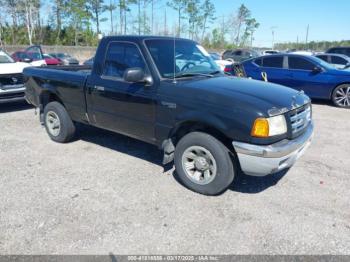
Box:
[24,36,314,195]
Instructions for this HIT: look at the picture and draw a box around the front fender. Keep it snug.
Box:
[174,110,229,135]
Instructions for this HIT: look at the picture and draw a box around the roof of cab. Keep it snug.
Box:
[102,35,195,43]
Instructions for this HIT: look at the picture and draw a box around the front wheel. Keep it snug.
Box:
[44,101,76,143]
[174,132,236,196]
[332,84,350,108]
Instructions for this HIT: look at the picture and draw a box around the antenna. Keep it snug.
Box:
[270,26,277,49]
[173,33,177,84]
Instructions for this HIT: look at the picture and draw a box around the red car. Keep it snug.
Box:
[12,46,61,66]
[43,54,62,65]
[11,51,33,63]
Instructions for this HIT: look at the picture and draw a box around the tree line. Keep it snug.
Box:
[275,40,350,51]
[0,0,260,49]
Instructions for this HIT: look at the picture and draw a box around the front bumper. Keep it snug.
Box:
[232,122,314,176]
[0,85,26,104]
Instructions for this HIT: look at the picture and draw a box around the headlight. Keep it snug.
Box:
[251,115,287,138]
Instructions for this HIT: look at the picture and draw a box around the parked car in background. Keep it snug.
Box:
[11,46,46,66]
[43,54,62,66]
[262,50,279,55]
[209,52,232,71]
[326,47,350,57]
[11,51,32,63]
[242,54,350,108]
[0,49,30,103]
[315,53,350,69]
[223,63,247,77]
[222,49,260,63]
[24,36,313,195]
[49,53,79,65]
[83,57,94,66]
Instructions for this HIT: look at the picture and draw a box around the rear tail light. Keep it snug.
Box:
[224,66,232,73]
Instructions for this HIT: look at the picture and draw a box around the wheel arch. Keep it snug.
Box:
[331,82,350,97]
[170,119,233,151]
[40,90,65,109]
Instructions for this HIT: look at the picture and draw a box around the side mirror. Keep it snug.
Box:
[123,67,153,86]
[123,67,145,82]
[313,66,323,73]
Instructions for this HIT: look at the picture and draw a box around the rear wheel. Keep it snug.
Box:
[174,132,236,196]
[332,84,350,108]
[44,101,76,143]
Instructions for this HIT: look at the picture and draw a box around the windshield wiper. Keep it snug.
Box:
[208,70,222,75]
[174,72,215,79]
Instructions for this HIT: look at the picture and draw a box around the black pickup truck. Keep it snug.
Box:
[24,36,314,195]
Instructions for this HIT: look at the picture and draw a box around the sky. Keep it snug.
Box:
[41,0,350,47]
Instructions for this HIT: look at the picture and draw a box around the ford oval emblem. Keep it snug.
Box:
[12,77,18,84]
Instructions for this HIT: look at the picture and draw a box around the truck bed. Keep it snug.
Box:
[24,66,91,122]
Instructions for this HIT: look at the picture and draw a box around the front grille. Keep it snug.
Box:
[0,74,25,89]
[289,103,312,137]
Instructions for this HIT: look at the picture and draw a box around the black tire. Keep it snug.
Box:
[332,84,350,108]
[174,132,235,196]
[43,101,76,143]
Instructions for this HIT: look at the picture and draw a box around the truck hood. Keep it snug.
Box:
[179,76,310,116]
[0,62,30,74]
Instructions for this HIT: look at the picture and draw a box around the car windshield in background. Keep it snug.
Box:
[145,39,219,78]
[0,51,15,63]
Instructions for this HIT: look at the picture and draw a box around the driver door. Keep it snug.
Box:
[86,41,157,144]
[25,46,46,66]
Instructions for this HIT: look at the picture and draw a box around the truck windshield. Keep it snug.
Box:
[145,39,219,79]
[0,51,15,63]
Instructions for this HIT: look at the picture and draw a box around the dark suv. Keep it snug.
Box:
[326,47,350,57]
[222,49,260,63]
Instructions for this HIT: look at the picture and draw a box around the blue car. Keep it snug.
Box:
[242,54,350,108]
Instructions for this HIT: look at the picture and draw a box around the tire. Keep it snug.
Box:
[43,101,76,143]
[332,84,350,108]
[174,132,235,196]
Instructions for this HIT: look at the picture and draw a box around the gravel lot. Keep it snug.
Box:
[0,101,349,255]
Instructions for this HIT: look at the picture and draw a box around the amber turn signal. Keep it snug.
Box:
[251,118,269,138]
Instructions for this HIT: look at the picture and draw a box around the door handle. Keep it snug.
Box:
[94,85,105,91]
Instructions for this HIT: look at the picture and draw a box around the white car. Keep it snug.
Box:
[262,50,279,55]
[291,50,314,56]
[209,52,233,71]
[0,50,31,103]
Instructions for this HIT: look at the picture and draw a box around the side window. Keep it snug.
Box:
[103,42,146,78]
[234,50,242,56]
[263,56,283,68]
[254,58,262,66]
[317,55,328,62]
[288,57,315,71]
[331,56,347,65]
